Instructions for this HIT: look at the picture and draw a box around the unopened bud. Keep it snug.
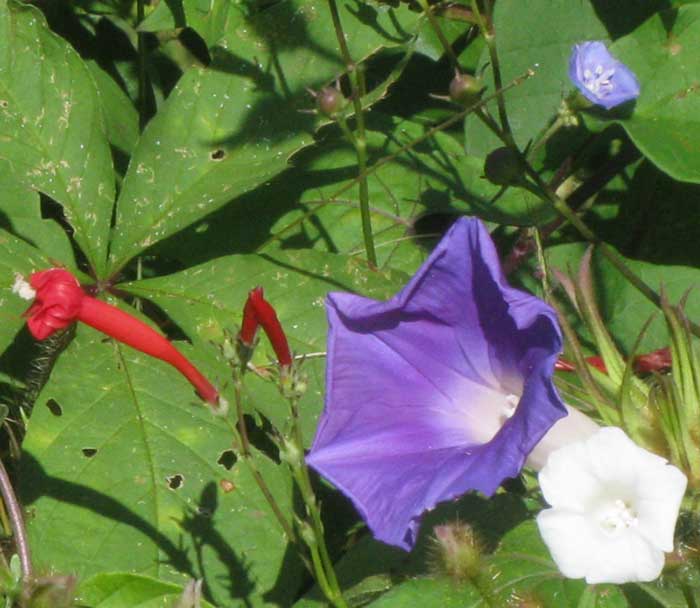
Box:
[432,522,483,581]
[317,87,344,117]
[449,73,483,105]
[484,147,524,186]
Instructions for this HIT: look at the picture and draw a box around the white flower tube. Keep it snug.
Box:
[536,427,687,584]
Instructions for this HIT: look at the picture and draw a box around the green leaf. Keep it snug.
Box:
[0,0,115,276]
[364,578,481,607]
[19,325,302,607]
[0,168,75,267]
[107,0,429,273]
[609,5,700,183]
[121,249,408,445]
[77,572,216,608]
[86,61,140,169]
[139,0,239,47]
[464,0,607,157]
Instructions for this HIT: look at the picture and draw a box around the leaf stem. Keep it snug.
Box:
[136,0,148,131]
[0,458,31,581]
[416,0,459,68]
[469,0,514,144]
[327,0,377,268]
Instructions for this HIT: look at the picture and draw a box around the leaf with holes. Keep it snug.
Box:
[106,0,430,274]
[120,249,408,444]
[19,324,302,607]
[0,0,115,277]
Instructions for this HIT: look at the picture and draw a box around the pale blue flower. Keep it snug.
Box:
[569,41,640,110]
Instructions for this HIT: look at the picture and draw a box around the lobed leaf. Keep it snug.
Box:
[0,0,115,276]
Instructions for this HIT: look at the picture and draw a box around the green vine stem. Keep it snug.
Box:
[230,380,302,561]
[258,69,536,252]
[469,0,514,145]
[327,0,377,268]
[284,389,348,608]
[136,0,148,131]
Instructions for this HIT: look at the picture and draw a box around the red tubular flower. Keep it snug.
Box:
[22,268,219,405]
[240,287,292,368]
[25,269,83,339]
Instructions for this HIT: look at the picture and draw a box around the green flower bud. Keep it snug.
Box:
[484,147,524,186]
[449,73,483,105]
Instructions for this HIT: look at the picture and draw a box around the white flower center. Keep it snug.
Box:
[11,273,35,300]
[582,64,616,97]
[595,497,638,535]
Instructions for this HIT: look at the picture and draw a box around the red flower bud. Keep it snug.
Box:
[634,347,671,374]
[240,287,292,368]
[22,268,220,405]
[238,287,262,347]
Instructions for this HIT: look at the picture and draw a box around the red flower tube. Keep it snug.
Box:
[21,268,219,405]
[239,287,292,368]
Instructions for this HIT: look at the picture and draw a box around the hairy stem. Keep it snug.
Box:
[0,458,31,581]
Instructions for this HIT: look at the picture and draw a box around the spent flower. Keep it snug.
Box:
[569,41,640,110]
[537,427,687,584]
[306,217,571,549]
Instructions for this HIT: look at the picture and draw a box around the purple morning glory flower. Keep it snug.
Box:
[306,217,567,550]
[569,41,640,110]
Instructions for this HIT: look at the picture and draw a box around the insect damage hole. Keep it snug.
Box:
[210,149,226,161]
[45,399,63,416]
[81,448,98,458]
[167,474,184,490]
[217,449,237,470]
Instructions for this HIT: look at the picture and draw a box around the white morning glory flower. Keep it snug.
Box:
[537,427,687,584]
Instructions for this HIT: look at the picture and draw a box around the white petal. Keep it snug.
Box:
[538,441,599,510]
[536,509,596,578]
[636,465,687,551]
[584,532,664,584]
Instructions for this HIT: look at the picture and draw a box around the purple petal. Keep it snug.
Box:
[306,217,567,549]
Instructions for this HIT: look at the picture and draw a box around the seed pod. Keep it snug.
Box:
[484,147,524,186]
[449,73,483,105]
